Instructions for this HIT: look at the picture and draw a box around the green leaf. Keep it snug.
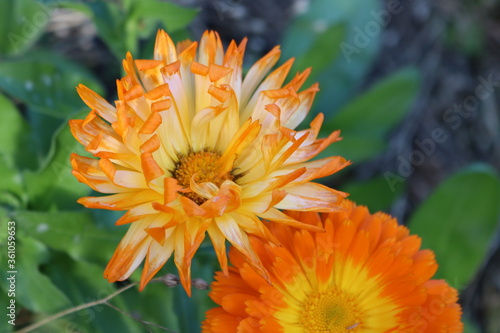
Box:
[342,175,405,212]
[0,94,31,165]
[323,67,420,162]
[293,24,346,81]
[282,0,381,113]
[129,0,199,35]
[174,250,217,333]
[0,52,103,118]
[78,0,197,62]
[0,154,26,209]
[0,0,52,55]
[408,164,500,287]
[0,94,29,201]
[41,254,144,333]
[85,1,128,60]
[0,236,70,313]
[127,282,181,332]
[463,318,481,333]
[26,110,66,165]
[129,244,217,333]
[13,210,126,264]
[23,111,91,210]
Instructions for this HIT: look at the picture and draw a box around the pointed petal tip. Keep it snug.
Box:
[178,266,192,297]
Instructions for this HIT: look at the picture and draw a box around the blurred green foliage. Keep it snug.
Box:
[62,0,198,60]
[409,165,500,288]
[0,0,50,56]
[0,0,498,332]
[323,67,420,163]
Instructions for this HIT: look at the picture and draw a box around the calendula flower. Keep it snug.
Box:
[70,30,349,294]
[203,199,463,332]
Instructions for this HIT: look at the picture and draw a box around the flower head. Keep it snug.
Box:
[70,30,349,294]
[203,199,463,332]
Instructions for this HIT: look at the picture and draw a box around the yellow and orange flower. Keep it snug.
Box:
[203,199,463,332]
[69,30,349,294]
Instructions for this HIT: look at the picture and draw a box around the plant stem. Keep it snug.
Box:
[16,278,153,333]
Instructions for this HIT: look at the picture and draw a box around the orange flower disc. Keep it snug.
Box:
[203,200,463,332]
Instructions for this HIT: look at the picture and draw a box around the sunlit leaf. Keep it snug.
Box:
[0,94,31,166]
[0,52,103,118]
[0,154,26,209]
[129,0,199,34]
[408,164,500,287]
[323,67,420,162]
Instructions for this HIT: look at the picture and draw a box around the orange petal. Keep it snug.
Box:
[154,29,177,63]
[208,64,233,82]
[76,84,117,123]
[164,177,182,204]
[180,196,207,217]
[141,152,164,183]
[139,112,163,134]
[139,235,175,291]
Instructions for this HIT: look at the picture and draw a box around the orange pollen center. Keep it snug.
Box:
[173,151,233,204]
[300,289,363,332]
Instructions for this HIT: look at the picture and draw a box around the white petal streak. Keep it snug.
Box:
[112,217,156,279]
[266,157,342,184]
[240,46,281,108]
[113,169,149,188]
[274,183,341,212]
[240,59,293,123]
[143,231,175,275]
[158,109,189,156]
[121,240,150,279]
[281,87,317,130]
[126,95,150,122]
[190,106,225,151]
[215,214,253,257]
[162,72,191,141]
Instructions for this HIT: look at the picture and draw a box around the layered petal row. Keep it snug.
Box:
[70,30,348,295]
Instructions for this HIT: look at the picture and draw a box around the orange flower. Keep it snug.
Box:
[69,30,349,294]
[203,199,463,332]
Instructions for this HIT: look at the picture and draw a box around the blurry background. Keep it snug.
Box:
[0,0,499,332]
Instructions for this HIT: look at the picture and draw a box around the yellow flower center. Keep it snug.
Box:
[300,289,363,332]
[173,151,233,204]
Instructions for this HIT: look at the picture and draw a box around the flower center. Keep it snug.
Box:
[300,289,363,332]
[173,150,233,204]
